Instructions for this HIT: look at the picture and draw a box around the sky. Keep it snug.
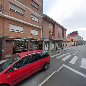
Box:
[43,0,86,40]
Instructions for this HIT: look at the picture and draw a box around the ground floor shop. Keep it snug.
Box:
[0,37,42,60]
[44,39,64,51]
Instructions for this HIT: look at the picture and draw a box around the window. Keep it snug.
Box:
[9,24,24,33]
[13,57,29,69]
[10,3,25,15]
[0,4,2,13]
[31,0,39,9]
[32,54,39,62]
[0,56,20,73]
[41,51,49,59]
[31,30,38,36]
[31,14,39,22]
[58,33,61,38]
[49,23,53,30]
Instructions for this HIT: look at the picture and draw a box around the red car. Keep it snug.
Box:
[0,50,50,86]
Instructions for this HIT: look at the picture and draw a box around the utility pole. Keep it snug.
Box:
[42,0,44,50]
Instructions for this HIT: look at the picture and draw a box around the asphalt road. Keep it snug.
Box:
[16,45,86,86]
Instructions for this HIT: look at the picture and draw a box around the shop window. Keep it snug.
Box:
[13,42,27,54]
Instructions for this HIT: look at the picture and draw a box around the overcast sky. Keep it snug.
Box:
[43,0,86,40]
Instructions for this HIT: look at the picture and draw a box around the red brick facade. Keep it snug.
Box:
[43,14,66,50]
[0,0,43,59]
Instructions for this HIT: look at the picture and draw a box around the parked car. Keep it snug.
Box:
[0,50,50,86]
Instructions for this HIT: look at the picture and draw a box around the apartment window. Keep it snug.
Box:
[31,0,39,9]
[49,23,53,29]
[31,14,39,22]
[58,27,61,31]
[10,3,25,16]
[58,33,61,38]
[9,24,23,33]
[0,4,2,13]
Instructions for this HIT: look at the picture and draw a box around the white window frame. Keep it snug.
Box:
[9,3,25,16]
[31,14,39,22]
[31,0,39,9]
[9,24,24,33]
[31,30,38,36]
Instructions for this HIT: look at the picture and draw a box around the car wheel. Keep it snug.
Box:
[43,63,49,71]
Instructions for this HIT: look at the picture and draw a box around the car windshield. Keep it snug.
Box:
[0,54,20,73]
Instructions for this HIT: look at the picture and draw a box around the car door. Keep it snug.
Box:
[39,51,50,66]
[5,57,32,85]
[29,54,41,74]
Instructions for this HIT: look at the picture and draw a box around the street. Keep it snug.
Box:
[16,45,86,86]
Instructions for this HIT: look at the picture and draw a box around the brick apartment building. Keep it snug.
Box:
[0,0,43,59]
[43,14,66,51]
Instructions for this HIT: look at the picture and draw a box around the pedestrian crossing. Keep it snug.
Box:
[56,53,86,70]
[69,56,78,64]
[62,55,71,61]
[80,58,86,69]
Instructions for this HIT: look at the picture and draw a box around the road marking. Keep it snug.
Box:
[38,65,64,86]
[51,53,61,58]
[56,53,70,60]
[80,58,86,69]
[62,55,71,61]
[69,56,78,64]
[38,71,56,86]
[73,51,79,55]
[39,64,86,86]
[63,64,86,78]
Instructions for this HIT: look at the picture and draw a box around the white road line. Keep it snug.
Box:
[63,64,86,78]
[80,58,86,69]
[56,53,70,60]
[38,64,86,86]
[73,51,79,55]
[69,56,78,64]
[62,55,71,61]
[38,65,64,86]
[51,53,61,58]
[38,71,56,86]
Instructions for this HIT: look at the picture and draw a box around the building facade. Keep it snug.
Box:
[0,0,43,59]
[67,31,84,46]
[43,14,67,51]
